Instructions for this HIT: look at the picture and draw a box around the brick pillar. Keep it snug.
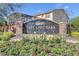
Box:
[59,22,67,37]
[15,21,23,40]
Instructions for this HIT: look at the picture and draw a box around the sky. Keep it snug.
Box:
[15,3,79,19]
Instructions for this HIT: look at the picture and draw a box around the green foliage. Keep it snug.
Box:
[0,4,21,22]
[51,48,64,55]
[0,20,7,26]
[38,51,48,56]
[70,16,79,32]
[0,35,8,41]
[0,32,14,41]
[3,32,14,38]
[0,35,79,56]
[71,32,79,40]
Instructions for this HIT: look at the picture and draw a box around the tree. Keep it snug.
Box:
[9,13,22,22]
[0,3,21,23]
[0,3,21,32]
[70,16,79,32]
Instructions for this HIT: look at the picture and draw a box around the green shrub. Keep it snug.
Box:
[38,51,48,56]
[0,32,14,41]
[3,32,14,38]
[19,48,29,56]
[0,35,79,56]
[64,48,76,56]
[0,35,6,41]
[71,32,79,40]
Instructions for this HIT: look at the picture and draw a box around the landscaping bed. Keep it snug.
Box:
[0,34,79,56]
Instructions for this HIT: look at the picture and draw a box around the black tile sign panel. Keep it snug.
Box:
[23,19,59,34]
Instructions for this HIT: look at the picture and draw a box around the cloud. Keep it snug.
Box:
[38,10,42,12]
[64,6,69,9]
[37,10,44,13]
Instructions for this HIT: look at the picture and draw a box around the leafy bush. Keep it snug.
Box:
[71,32,79,40]
[38,51,48,56]
[0,35,79,56]
[0,32,14,41]
[70,16,79,32]
[3,32,14,38]
[51,48,64,55]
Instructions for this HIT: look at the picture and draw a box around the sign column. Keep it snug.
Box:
[15,21,23,40]
[59,22,67,37]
